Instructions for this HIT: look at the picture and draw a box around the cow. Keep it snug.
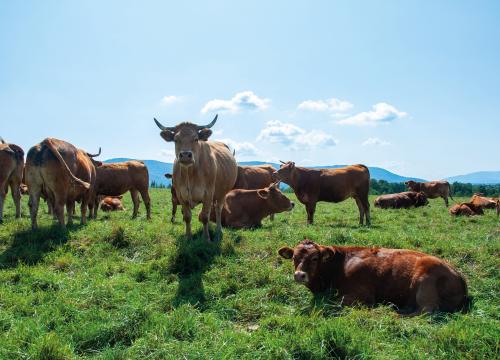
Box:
[273,162,370,226]
[374,191,428,209]
[0,138,24,223]
[91,159,151,219]
[278,239,468,316]
[405,180,453,206]
[164,173,179,223]
[469,193,499,210]
[100,196,125,212]
[154,114,238,241]
[449,202,485,216]
[25,138,98,229]
[209,182,294,228]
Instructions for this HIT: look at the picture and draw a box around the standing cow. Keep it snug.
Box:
[273,162,370,225]
[25,138,97,229]
[91,160,151,219]
[405,180,453,206]
[154,114,237,241]
[0,138,24,223]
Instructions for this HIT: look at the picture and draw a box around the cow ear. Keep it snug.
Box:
[198,128,212,141]
[278,247,294,259]
[160,130,175,142]
[257,189,269,199]
[320,246,335,262]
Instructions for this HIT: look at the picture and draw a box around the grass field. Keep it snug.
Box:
[0,189,499,359]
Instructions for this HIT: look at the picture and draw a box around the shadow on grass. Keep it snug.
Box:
[0,224,82,268]
[170,230,221,309]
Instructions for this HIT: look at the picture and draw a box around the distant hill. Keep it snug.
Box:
[104,159,426,186]
[446,171,500,184]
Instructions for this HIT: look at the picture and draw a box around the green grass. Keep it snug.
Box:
[0,189,499,359]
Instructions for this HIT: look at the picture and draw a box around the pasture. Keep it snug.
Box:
[0,189,498,359]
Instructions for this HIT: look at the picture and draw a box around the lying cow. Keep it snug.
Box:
[278,239,468,315]
[469,193,499,210]
[100,196,125,212]
[164,173,179,223]
[0,138,24,223]
[449,202,485,216]
[273,162,370,225]
[374,191,428,209]
[405,180,453,206]
[209,182,294,228]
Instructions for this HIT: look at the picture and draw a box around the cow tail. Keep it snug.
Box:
[42,138,91,190]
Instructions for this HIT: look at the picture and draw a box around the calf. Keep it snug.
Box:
[164,173,179,223]
[374,191,428,209]
[449,202,485,216]
[405,180,453,206]
[209,182,294,228]
[0,138,24,223]
[278,239,468,315]
[100,196,125,212]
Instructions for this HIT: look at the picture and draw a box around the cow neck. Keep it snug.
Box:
[308,247,346,293]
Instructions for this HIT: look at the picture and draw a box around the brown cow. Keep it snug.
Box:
[278,239,468,315]
[100,196,125,212]
[164,173,179,223]
[449,202,485,216]
[0,138,24,223]
[209,182,294,228]
[25,138,97,229]
[405,180,453,206]
[154,114,238,241]
[374,191,428,209]
[273,162,370,225]
[469,193,498,210]
[91,160,151,219]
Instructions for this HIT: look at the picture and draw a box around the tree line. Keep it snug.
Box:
[151,179,500,197]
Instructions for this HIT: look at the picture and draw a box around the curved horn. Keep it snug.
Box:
[154,118,176,131]
[87,147,101,158]
[279,160,286,164]
[197,114,218,130]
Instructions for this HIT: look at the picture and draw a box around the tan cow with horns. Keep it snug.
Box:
[154,114,237,241]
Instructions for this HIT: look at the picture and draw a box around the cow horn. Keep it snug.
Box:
[197,114,218,130]
[0,137,4,144]
[87,147,101,158]
[154,118,176,131]
[279,160,286,164]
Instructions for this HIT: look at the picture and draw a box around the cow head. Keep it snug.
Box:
[257,182,294,212]
[415,192,428,207]
[278,239,334,286]
[273,161,296,184]
[154,115,217,167]
[405,180,419,192]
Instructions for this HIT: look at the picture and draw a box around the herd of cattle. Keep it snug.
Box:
[0,114,497,315]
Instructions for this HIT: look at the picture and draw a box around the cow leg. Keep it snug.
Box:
[182,204,192,240]
[305,202,316,225]
[29,189,41,230]
[130,189,140,219]
[443,196,449,207]
[53,196,66,227]
[171,199,177,223]
[10,181,22,219]
[0,184,6,223]
[66,200,75,225]
[139,189,151,220]
[214,199,225,241]
[364,201,371,226]
[269,213,275,221]
[354,198,365,225]
[80,199,88,225]
[199,199,212,242]
[92,196,99,219]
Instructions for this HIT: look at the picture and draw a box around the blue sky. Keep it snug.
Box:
[1,0,499,179]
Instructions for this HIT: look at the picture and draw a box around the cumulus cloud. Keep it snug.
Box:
[298,97,353,114]
[160,95,180,106]
[362,137,390,146]
[257,120,337,150]
[337,102,407,126]
[201,91,270,114]
[216,138,259,158]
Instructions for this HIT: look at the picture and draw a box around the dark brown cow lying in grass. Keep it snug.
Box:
[100,196,125,212]
[210,182,294,228]
[374,191,428,209]
[278,239,468,316]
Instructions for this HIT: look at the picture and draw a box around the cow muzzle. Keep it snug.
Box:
[294,271,308,284]
[178,151,194,166]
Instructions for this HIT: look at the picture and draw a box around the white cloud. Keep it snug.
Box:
[216,138,259,158]
[161,95,180,106]
[257,120,337,150]
[201,91,270,114]
[337,102,407,126]
[362,137,390,146]
[298,98,353,114]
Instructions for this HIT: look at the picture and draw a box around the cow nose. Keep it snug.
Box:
[294,271,308,283]
[179,151,193,161]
